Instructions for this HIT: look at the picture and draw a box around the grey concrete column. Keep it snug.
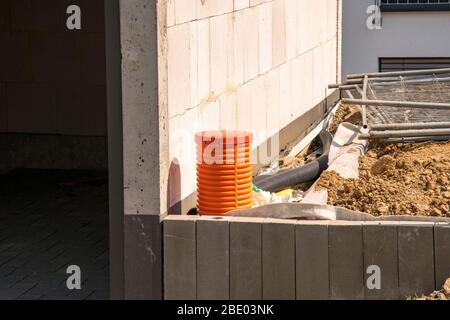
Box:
[110,0,166,300]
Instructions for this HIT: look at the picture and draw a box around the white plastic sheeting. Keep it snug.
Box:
[301,123,369,205]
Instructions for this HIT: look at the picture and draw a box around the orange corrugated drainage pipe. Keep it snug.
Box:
[195,131,254,216]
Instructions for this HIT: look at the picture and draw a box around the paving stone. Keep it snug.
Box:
[398,224,435,298]
[434,224,450,290]
[363,223,399,300]
[163,218,197,300]
[0,170,109,300]
[230,219,263,300]
[329,222,364,300]
[197,218,230,300]
[296,222,329,300]
[263,220,296,300]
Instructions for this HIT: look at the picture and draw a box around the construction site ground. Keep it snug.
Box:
[317,105,450,218]
[417,279,450,300]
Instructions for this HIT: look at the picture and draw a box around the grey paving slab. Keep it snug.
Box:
[363,223,399,300]
[197,218,230,300]
[262,221,296,300]
[230,220,263,300]
[329,223,364,300]
[296,222,329,300]
[0,170,109,300]
[163,219,197,300]
[434,224,450,290]
[398,225,435,298]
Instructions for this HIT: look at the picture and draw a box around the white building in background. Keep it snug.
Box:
[342,0,450,78]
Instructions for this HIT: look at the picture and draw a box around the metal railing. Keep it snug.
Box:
[329,67,450,142]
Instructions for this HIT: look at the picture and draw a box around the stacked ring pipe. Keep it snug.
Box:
[195,131,253,216]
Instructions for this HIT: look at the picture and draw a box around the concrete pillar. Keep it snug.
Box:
[105,0,165,300]
[120,0,164,300]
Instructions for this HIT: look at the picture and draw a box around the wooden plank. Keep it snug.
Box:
[434,224,450,290]
[296,222,329,300]
[163,217,197,300]
[230,218,263,300]
[329,222,364,300]
[398,224,435,298]
[262,220,296,300]
[197,218,230,300]
[363,223,399,300]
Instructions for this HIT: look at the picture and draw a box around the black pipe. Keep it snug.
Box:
[254,131,333,193]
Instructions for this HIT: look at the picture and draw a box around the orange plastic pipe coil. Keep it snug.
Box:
[195,130,254,216]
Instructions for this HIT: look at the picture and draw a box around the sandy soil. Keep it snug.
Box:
[317,141,450,217]
[329,104,361,134]
[417,279,450,300]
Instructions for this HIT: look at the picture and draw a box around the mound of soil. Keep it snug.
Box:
[317,141,450,217]
[417,279,450,300]
[329,104,361,134]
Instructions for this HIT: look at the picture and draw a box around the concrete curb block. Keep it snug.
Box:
[163,217,450,300]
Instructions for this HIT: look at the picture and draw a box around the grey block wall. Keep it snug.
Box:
[163,217,197,300]
[0,0,108,171]
[0,0,106,136]
[363,223,399,300]
[398,224,435,298]
[163,217,450,300]
[329,222,364,300]
[262,220,296,300]
[434,224,450,291]
[296,222,329,300]
[230,219,263,300]
[197,218,230,300]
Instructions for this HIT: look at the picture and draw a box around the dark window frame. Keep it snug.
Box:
[378,0,450,12]
[379,57,450,72]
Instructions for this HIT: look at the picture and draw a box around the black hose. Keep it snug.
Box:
[254,131,333,193]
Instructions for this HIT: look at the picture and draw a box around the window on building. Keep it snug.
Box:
[378,0,450,12]
[379,58,450,72]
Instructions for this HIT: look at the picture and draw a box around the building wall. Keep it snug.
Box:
[165,0,341,211]
[0,0,106,136]
[0,0,108,170]
[342,0,450,78]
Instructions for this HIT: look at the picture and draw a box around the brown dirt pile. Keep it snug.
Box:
[317,141,450,217]
[417,279,450,300]
[329,104,361,134]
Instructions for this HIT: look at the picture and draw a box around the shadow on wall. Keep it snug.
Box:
[167,159,181,215]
